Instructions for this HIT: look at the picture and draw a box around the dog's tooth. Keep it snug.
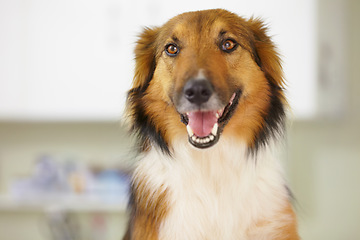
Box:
[209,135,215,141]
[229,93,236,104]
[211,123,218,136]
[186,125,194,136]
[216,113,220,118]
[192,135,197,141]
[204,137,210,143]
[218,109,224,118]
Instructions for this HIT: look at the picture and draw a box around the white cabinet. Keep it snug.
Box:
[0,0,134,121]
[1,0,344,121]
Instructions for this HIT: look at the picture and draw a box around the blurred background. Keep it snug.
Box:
[0,0,359,239]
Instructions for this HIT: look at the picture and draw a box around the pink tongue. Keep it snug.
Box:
[188,111,218,137]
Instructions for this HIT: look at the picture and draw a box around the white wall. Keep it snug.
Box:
[286,1,360,239]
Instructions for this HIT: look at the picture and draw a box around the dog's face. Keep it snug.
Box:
[128,9,286,154]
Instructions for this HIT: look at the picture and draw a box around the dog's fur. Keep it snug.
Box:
[123,9,299,240]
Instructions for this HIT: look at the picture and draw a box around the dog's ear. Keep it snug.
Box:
[132,27,159,91]
[126,27,165,153]
[247,18,285,91]
[246,18,287,152]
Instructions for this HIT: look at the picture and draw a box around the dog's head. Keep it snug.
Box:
[127,9,286,154]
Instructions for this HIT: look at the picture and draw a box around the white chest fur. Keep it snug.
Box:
[133,137,289,240]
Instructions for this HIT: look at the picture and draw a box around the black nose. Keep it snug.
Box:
[183,79,213,105]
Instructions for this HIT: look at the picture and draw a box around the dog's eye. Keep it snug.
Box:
[221,39,238,53]
[165,44,179,56]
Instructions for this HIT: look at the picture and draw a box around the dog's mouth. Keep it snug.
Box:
[180,90,241,148]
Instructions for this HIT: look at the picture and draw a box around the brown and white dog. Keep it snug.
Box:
[123,9,299,240]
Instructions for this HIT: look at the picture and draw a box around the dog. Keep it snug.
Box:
[123,9,299,240]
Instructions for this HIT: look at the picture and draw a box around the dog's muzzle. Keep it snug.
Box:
[177,78,241,149]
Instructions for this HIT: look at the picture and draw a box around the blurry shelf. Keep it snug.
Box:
[0,195,128,213]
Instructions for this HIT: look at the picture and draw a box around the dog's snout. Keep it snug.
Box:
[183,79,213,105]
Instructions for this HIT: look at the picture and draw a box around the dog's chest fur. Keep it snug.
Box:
[133,137,290,240]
